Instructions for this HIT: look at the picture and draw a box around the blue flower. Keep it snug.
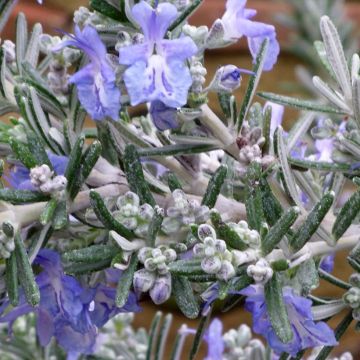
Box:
[0,250,140,360]
[119,1,197,108]
[204,318,225,360]
[149,100,178,130]
[54,26,121,121]
[221,0,280,71]
[7,153,68,190]
[240,285,337,355]
[319,254,335,273]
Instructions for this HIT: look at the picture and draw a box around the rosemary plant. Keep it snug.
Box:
[0,0,359,359]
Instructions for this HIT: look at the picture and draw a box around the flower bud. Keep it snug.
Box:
[201,256,222,274]
[144,258,157,272]
[198,224,216,241]
[343,287,360,308]
[133,269,156,293]
[211,65,242,93]
[149,274,171,305]
[164,248,177,262]
[247,259,273,284]
[138,247,152,263]
[217,260,235,281]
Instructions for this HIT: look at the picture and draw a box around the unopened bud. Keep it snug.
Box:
[149,274,171,305]
[198,224,216,241]
[201,256,222,274]
[133,269,156,293]
[217,260,235,281]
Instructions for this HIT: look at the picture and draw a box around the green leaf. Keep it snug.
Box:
[69,140,102,200]
[39,198,58,225]
[168,0,203,31]
[137,143,217,157]
[14,233,40,306]
[15,13,27,76]
[260,178,284,226]
[90,0,128,22]
[65,135,85,193]
[52,200,68,230]
[318,268,350,290]
[147,210,163,247]
[0,1,17,33]
[262,207,300,255]
[26,131,52,169]
[167,173,183,192]
[172,275,200,319]
[64,258,112,275]
[168,259,204,276]
[244,162,264,231]
[89,190,134,238]
[146,312,162,360]
[9,137,37,169]
[188,312,211,360]
[154,314,172,360]
[288,156,360,175]
[262,104,272,154]
[257,92,347,114]
[5,252,19,306]
[202,165,227,208]
[264,274,293,344]
[237,38,269,132]
[290,192,334,252]
[332,189,360,241]
[63,244,118,263]
[210,211,247,250]
[217,92,232,118]
[124,144,156,206]
[0,189,49,204]
[296,259,319,294]
[116,254,138,307]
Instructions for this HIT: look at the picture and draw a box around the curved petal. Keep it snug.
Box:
[119,43,150,65]
[226,0,246,12]
[150,100,178,130]
[70,63,120,120]
[36,309,55,346]
[132,1,178,41]
[247,32,280,71]
[158,36,198,61]
[238,18,275,38]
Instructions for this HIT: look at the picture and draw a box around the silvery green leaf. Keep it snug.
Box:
[351,53,360,80]
[169,134,221,147]
[276,126,302,208]
[352,75,360,127]
[287,112,314,152]
[0,98,17,116]
[146,311,162,360]
[312,76,351,113]
[293,170,320,205]
[258,92,347,115]
[337,134,360,159]
[320,16,352,101]
[25,23,42,67]
[237,38,269,132]
[314,41,337,81]
[168,0,203,31]
[0,1,17,33]
[312,300,346,321]
[154,314,172,360]
[15,13,28,77]
[296,259,319,295]
[49,127,67,154]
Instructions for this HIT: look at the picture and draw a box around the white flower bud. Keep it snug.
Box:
[232,249,258,267]
[163,248,177,262]
[30,164,53,187]
[201,256,222,274]
[198,224,216,241]
[138,247,152,263]
[117,191,140,208]
[246,259,273,284]
[144,258,157,272]
[138,204,154,221]
[237,324,252,347]
[193,243,205,256]
[217,260,235,281]
[149,274,171,305]
[133,269,156,293]
[3,40,15,63]
[215,239,227,253]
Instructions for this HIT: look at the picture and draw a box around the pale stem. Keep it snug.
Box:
[200,104,236,148]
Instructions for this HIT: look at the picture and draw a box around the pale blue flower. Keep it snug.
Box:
[221,0,280,71]
[149,100,178,130]
[240,285,337,356]
[0,250,140,360]
[119,1,197,107]
[54,26,121,121]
